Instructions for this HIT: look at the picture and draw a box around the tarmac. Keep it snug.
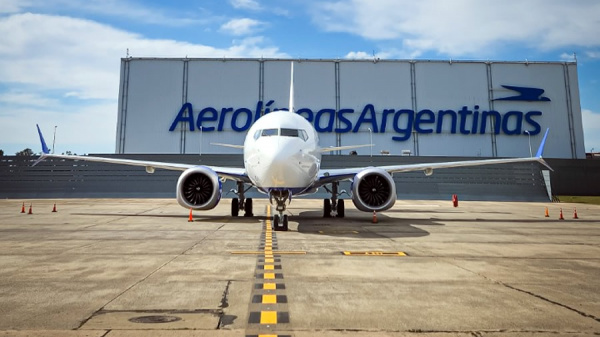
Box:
[0,198,599,337]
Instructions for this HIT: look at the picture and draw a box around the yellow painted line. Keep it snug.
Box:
[263,283,276,290]
[230,251,306,255]
[265,258,274,263]
[264,273,275,279]
[263,264,274,270]
[262,294,277,304]
[260,311,277,324]
[342,251,407,256]
[258,335,278,337]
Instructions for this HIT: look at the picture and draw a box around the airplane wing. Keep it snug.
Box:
[315,129,552,186]
[320,144,372,153]
[34,125,251,183]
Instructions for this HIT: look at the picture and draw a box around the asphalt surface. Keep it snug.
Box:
[0,198,599,337]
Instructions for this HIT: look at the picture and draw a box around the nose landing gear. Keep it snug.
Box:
[269,189,290,231]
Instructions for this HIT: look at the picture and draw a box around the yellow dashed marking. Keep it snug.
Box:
[260,311,277,324]
[263,283,276,290]
[263,265,274,270]
[265,258,274,263]
[342,251,407,256]
[263,273,275,279]
[262,294,277,304]
[230,251,305,255]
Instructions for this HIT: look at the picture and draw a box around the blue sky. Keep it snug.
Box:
[1,0,599,155]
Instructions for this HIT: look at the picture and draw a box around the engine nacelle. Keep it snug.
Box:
[176,166,222,210]
[351,168,396,212]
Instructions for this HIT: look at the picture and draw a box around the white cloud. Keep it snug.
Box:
[586,51,600,59]
[9,0,208,26]
[582,109,600,152]
[0,0,29,14]
[0,13,285,99]
[220,18,265,36]
[0,13,287,154]
[312,0,600,57]
[230,0,262,11]
[345,51,371,59]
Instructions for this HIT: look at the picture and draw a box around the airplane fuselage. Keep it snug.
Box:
[243,110,321,194]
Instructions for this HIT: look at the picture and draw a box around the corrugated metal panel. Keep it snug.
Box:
[115,58,584,158]
[0,155,558,201]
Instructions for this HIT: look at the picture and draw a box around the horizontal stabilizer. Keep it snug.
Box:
[211,143,244,149]
[320,144,372,153]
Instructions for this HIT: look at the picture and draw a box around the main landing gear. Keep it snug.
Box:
[269,189,289,231]
[231,181,253,217]
[323,181,346,218]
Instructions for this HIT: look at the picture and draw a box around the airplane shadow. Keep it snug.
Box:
[292,210,444,239]
[71,212,270,224]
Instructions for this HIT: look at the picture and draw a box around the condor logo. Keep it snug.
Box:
[495,85,551,102]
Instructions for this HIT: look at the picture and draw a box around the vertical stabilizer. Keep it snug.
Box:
[289,62,294,113]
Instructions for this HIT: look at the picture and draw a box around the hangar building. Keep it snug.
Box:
[115,58,584,159]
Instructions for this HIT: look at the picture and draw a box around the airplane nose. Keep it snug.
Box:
[256,139,304,187]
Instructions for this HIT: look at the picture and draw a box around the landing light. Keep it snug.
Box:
[424,168,433,176]
[146,166,155,174]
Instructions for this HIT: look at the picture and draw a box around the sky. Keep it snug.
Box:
[1,0,599,156]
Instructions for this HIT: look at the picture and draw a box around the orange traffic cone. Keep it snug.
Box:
[559,208,564,220]
[188,208,193,222]
[21,202,25,213]
[52,203,57,213]
[372,211,378,223]
[544,207,549,217]
[573,207,578,219]
[28,204,33,215]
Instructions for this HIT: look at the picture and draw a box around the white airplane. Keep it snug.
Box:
[35,62,551,231]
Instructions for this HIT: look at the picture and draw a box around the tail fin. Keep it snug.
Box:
[36,124,50,154]
[288,61,294,113]
[535,128,549,158]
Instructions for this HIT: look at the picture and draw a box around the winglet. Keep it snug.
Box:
[535,128,549,158]
[36,124,50,154]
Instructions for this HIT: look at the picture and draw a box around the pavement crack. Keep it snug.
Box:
[217,280,236,329]
[444,258,600,324]
[502,283,600,323]
[219,280,232,309]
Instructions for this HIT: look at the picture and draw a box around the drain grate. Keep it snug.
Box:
[128,315,182,324]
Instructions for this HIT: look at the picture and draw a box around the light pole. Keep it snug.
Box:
[367,127,372,157]
[199,126,203,156]
[52,126,57,154]
[524,130,532,157]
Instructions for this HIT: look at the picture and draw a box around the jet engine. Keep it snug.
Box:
[176,166,222,210]
[351,168,396,212]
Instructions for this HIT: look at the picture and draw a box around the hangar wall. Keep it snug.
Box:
[116,58,584,159]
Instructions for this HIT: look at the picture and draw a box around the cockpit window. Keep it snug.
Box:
[300,130,308,141]
[281,128,309,141]
[255,128,309,141]
[280,128,299,137]
[261,128,278,137]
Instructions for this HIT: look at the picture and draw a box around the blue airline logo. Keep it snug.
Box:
[495,85,551,102]
[169,86,550,141]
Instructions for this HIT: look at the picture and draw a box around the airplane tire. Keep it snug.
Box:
[323,199,331,218]
[283,214,289,231]
[336,199,345,218]
[231,198,239,217]
[273,214,280,230]
[244,198,253,217]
